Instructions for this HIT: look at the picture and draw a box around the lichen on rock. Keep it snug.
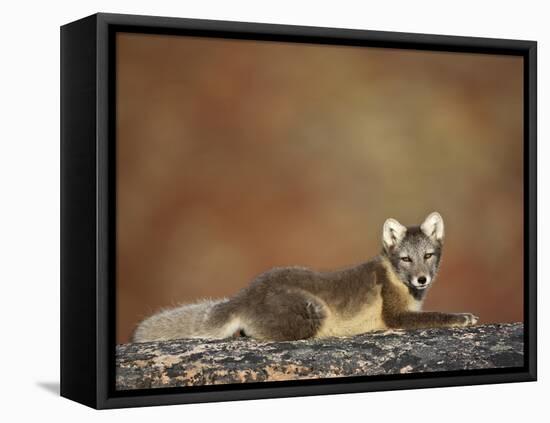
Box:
[116,323,524,390]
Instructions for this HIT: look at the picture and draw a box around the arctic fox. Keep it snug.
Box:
[133,212,478,342]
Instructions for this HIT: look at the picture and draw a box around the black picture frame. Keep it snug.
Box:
[60,12,537,409]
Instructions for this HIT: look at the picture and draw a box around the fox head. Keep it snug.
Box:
[382,212,444,296]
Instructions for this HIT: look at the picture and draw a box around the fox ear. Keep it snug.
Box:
[383,218,407,251]
[420,212,444,242]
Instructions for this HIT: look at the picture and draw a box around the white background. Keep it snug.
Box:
[0,0,546,421]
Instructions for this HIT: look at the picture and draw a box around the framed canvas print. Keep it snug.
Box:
[60,13,537,409]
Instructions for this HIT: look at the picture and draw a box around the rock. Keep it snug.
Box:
[116,323,523,390]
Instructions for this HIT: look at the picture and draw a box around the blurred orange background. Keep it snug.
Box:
[116,32,523,344]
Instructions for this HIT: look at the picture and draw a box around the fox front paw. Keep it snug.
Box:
[457,313,479,327]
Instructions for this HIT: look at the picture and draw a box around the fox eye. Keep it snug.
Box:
[400,256,412,262]
[424,253,433,259]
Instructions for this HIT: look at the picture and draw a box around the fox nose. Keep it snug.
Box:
[418,276,427,285]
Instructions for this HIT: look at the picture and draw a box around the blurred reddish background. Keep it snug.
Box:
[116,33,523,344]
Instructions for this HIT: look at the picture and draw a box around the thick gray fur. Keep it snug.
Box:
[133,212,478,342]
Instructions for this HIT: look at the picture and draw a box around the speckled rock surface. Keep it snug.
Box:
[116,323,523,390]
